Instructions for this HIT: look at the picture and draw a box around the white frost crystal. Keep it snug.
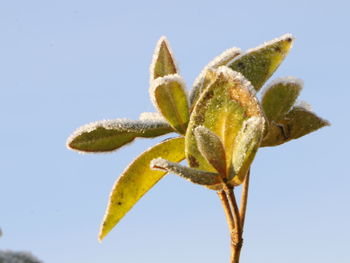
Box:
[151,158,220,186]
[295,100,313,112]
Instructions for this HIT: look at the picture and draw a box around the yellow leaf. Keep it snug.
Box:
[228,34,294,92]
[185,66,264,186]
[150,36,177,80]
[190,48,242,107]
[262,77,303,122]
[99,137,185,241]
[67,119,173,153]
[151,74,189,134]
[261,106,330,147]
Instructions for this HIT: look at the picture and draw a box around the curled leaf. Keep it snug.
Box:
[151,74,189,134]
[230,117,265,184]
[262,77,303,122]
[99,137,185,241]
[228,34,294,92]
[67,118,173,153]
[261,105,330,147]
[185,66,264,186]
[151,158,221,186]
[190,48,242,107]
[194,126,226,176]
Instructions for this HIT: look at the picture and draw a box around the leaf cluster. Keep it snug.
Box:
[66,34,329,241]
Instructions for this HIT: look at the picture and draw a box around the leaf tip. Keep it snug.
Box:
[149,35,178,82]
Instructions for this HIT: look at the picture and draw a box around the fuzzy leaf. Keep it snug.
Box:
[190,48,242,107]
[0,251,42,263]
[262,77,303,122]
[185,66,264,186]
[261,106,330,147]
[151,74,189,134]
[99,137,185,241]
[150,36,177,80]
[228,34,294,92]
[151,158,220,186]
[194,126,226,176]
[67,118,173,153]
[230,117,264,184]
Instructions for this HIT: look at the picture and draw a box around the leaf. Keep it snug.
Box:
[151,158,220,186]
[230,117,265,185]
[228,34,294,92]
[150,36,178,80]
[185,66,265,186]
[151,74,190,134]
[194,126,226,176]
[261,105,330,147]
[190,48,242,107]
[99,137,185,241]
[261,77,303,122]
[67,118,173,153]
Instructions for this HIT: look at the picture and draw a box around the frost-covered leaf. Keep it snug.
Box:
[185,66,264,187]
[150,74,189,134]
[228,34,294,92]
[261,77,303,122]
[261,106,330,147]
[0,251,43,263]
[99,137,185,241]
[67,118,173,153]
[150,36,177,80]
[194,126,226,176]
[151,158,220,186]
[230,117,264,185]
[190,48,242,107]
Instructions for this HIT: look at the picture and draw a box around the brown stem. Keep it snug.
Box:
[217,190,235,231]
[218,190,235,263]
[239,169,250,229]
[224,185,243,263]
[225,186,241,234]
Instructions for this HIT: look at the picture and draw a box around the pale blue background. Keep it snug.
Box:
[0,0,348,262]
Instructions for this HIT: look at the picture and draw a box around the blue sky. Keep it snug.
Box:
[0,0,348,262]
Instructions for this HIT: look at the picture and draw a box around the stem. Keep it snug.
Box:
[225,187,241,233]
[239,169,250,229]
[218,190,236,263]
[219,169,252,263]
[217,191,235,232]
[224,185,243,263]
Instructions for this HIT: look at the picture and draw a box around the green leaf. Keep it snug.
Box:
[150,36,177,80]
[228,34,294,92]
[261,105,330,147]
[262,77,303,122]
[99,137,185,241]
[151,158,220,186]
[67,118,174,153]
[190,48,242,107]
[194,126,226,176]
[185,66,265,186]
[151,74,190,134]
[230,117,264,185]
